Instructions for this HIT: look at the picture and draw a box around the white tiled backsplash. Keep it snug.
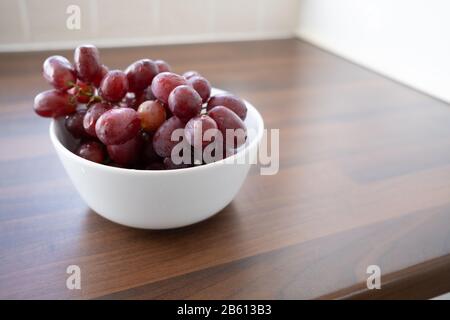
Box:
[1,0,299,52]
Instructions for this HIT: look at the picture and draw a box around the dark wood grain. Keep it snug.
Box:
[0,39,449,299]
[323,254,450,300]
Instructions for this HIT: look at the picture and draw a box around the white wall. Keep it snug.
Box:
[296,0,450,103]
[0,0,298,52]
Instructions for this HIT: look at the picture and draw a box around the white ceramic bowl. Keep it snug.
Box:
[49,91,264,229]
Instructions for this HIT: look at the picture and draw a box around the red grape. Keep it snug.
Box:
[164,102,173,118]
[99,70,129,102]
[107,136,142,167]
[222,146,237,159]
[155,60,171,73]
[207,93,247,120]
[74,45,101,83]
[137,100,166,132]
[140,131,159,163]
[208,106,247,148]
[144,87,156,101]
[124,88,160,110]
[152,116,185,158]
[43,55,76,91]
[187,75,211,103]
[76,141,105,163]
[150,72,187,104]
[83,102,110,137]
[130,88,157,109]
[65,110,88,139]
[132,93,145,109]
[163,157,191,170]
[95,108,140,145]
[92,64,109,88]
[184,115,218,148]
[183,70,201,80]
[145,162,165,170]
[33,89,76,118]
[204,143,237,163]
[125,59,158,94]
[168,85,202,123]
[120,93,137,109]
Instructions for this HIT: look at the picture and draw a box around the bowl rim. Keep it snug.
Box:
[49,100,265,176]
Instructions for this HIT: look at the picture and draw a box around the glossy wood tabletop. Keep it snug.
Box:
[1,39,449,299]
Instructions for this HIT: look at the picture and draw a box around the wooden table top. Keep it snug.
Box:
[1,39,449,300]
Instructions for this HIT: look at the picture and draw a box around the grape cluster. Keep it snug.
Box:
[33,44,248,170]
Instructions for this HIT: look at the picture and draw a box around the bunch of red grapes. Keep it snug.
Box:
[33,44,248,170]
